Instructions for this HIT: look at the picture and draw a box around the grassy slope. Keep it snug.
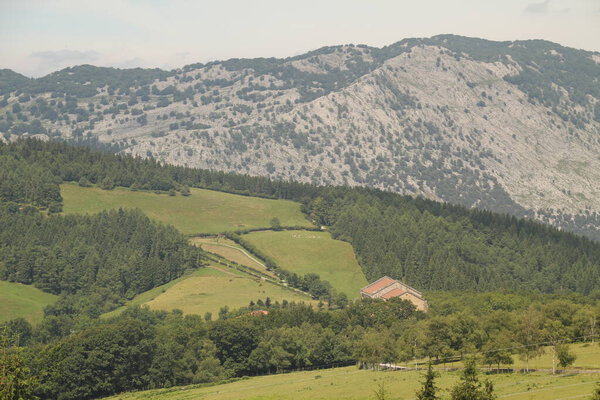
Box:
[243,230,368,298]
[61,183,313,235]
[105,363,600,400]
[144,265,316,316]
[0,281,57,324]
[102,268,223,319]
[190,237,276,278]
[104,265,316,319]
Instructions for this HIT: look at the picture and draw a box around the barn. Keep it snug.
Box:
[360,276,428,311]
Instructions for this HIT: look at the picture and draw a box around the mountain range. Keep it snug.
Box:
[1,34,599,239]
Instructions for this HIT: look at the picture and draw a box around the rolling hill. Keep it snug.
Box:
[1,35,600,239]
[61,183,313,235]
[104,266,316,319]
[3,140,600,400]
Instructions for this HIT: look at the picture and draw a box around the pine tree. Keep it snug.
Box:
[450,358,495,400]
[416,362,440,400]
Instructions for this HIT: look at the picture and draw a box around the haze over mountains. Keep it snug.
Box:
[1,34,600,239]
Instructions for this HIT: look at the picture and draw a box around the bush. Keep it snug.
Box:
[78,177,92,187]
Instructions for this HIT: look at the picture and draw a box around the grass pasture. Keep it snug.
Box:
[242,230,367,298]
[144,266,316,316]
[102,268,224,319]
[104,265,316,319]
[105,365,600,400]
[61,183,313,235]
[0,280,57,324]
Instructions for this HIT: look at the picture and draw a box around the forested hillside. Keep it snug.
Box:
[2,140,600,400]
[2,139,599,296]
[5,289,600,399]
[0,141,204,318]
[1,35,600,239]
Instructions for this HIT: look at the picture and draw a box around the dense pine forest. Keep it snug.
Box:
[1,139,600,400]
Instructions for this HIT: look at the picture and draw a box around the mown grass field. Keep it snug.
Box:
[144,265,316,316]
[0,280,57,324]
[61,183,313,235]
[104,265,316,319]
[105,365,600,400]
[242,230,367,298]
[190,237,276,277]
[102,268,223,319]
[406,342,600,371]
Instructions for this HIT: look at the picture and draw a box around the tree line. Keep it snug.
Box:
[0,205,204,318]
[2,291,599,399]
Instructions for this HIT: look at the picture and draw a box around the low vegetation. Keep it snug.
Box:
[1,289,598,400]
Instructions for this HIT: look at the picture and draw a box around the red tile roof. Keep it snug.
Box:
[381,288,407,299]
[361,276,396,295]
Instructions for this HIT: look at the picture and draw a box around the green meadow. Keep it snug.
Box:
[0,280,58,324]
[104,266,316,319]
[61,183,313,235]
[242,230,368,298]
[105,364,600,400]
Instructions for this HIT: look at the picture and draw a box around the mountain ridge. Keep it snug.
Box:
[1,34,600,239]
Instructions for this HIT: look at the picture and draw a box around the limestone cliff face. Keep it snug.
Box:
[2,35,600,238]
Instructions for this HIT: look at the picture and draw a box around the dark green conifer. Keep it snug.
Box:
[416,362,440,400]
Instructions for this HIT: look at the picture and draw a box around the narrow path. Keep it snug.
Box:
[207,265,239,277]
[205,242,267,269]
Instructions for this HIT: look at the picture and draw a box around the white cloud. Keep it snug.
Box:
[524,0,551,14]
[30,49,99,64]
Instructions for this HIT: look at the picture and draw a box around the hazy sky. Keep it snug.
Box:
[1,0,599,77]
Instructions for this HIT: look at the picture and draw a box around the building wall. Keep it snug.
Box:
[399,292,428,312]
